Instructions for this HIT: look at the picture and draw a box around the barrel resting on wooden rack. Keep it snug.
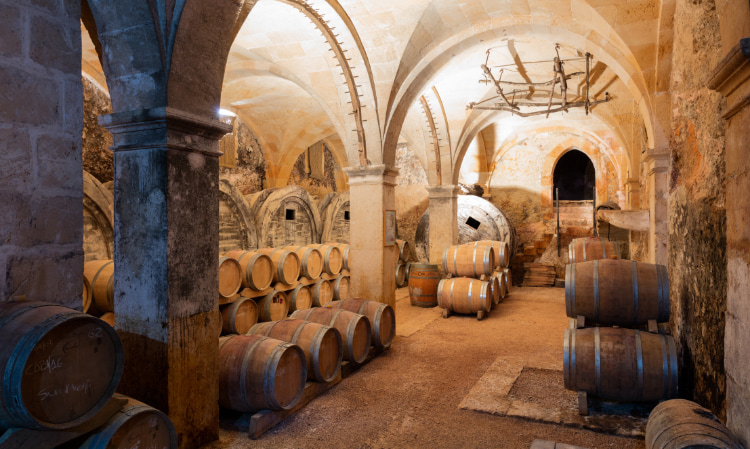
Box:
[568,237,621,263]
[326,298,395,350]
[565,259,670,326]
[290,308,371,364]
[437,278,492,317]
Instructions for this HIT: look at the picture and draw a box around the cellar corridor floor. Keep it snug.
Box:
[203,287,646,449]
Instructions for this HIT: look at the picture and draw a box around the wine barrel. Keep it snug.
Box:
[442,245,495,278]
[288,284,313,312]
[332,275,349,301]
[218,334,306,412]
[408,264,440,308]
[311,279,334,307]
[84,260,114,314]
[256,290,289,322]
[77,395,177,449]
[326,298,395,350]
[563,327,678,402]
[497,271,507,299]
[249,319,343,383]
[568,237,621,263]
[645,399,743,449]
[223,250,274,291]
[256,248,300,285]
[565,259,670,326]
[218,256,242,298]
[220,297,258,335]
[437,278,492,319]
[99,312,115,327]
[283,245,323,280]
[330,242,350,271]
[503,268,512,293]
[488,274,501,305]
[468,240,510,269]
[0,301,124,430]
[82,276,92,314]
[291,308,371,364]
[395,263,409,288]
[309,244,342,275]
[396,239,410,262]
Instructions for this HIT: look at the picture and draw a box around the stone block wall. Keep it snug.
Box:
[219,119,267,194]
[287,141,339,202]
[0,0,83,308]
[82,76,113,183]
[394,142,429,261]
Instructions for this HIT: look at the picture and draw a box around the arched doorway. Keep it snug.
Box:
[553,149,596,201]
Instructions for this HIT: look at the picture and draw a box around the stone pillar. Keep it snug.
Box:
[625,177,641,210]
[644,149,669,265]
[709,38,750,447]
[344,165,399,309]
[426,185,459,266]
[100,107,230,449]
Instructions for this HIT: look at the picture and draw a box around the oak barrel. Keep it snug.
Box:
[218,334,306,412]
[84,259,114,314]
[469,240,510,268]
[77,395,177,449]
[488,274,501,305]
[332,275,349,301]
[309,244,343,275]
[330,242,350,271]
[220,297,258,335]
[249,319,343,383]
[311,279,334,307]
[256,290,289,322]
[565,259,670,326]
[503,268,513,293]
[645,399,743,449]
[569,237,621,263]
[223,250,274,291]
[257,248,300,285]
[82,276,92,314]
[408,263,440,308]
[395,263,409,288]
[326,298,395,350]
[283,245,323,280]
[437,278,492,317]
[396,239,410,262]
[99,312,115,327]
[288,284,313,312]
[218,256,243,298]
[563,327,678,402]
[291,308,372,364]
[0,301,124,430]
[442,245,495,278]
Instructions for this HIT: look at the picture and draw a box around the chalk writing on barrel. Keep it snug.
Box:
[37,378,92,401]
[25,356,63,375]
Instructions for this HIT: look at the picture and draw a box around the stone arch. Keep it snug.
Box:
[83,171,114,262]
[320,191,350,243]
[218,177,259,252]
[246,185,324,247]
[541,142,613,212]
[274,136,349,191]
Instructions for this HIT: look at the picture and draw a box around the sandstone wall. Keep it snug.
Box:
[82,76,113,183]
[219,119,267,195]
[395,142,429,261]
[287,142,339,202]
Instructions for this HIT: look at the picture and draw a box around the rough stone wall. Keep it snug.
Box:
[668,0,728,419]
[219,119,267,194]
[0,0,83,308]
[395,142,429,261]
[288,143,338,202]
[396,142,428,186]
[82,76,113,183]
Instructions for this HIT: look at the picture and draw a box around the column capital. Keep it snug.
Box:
[708,38,750,119]
[99,107,232,156]
[425,184,459,199]
[344,164,399,187]
[644,148,670,175]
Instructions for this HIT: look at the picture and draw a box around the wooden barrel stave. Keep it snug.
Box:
[408,264,440,308]
[256,290,289,322]
[326,298,395,350]
[218,256,243,298]
[223,250,274,291]
[442,246,495,278]
[437,278,492,315]
[283,245,323,280]
[563,327,678,402]
[249,319,343,383]
[220,297,259,335]
[291,308,371,364]
[288,284,313,312]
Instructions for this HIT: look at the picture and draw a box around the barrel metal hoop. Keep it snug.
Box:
[583,241,587,262]
[481,282,489,312]
[309,324,327,379]
[571,263,576,317]
[660,335,669,399]
[569,242,575,263]
[345,319,358,362]
[265,344,287,409]
[437,279,445,308]
[467,280,473,313]
[449,280,455,311]
[565,264,571,317]
[442,248,448,274]
[485,247,492,275]
[634,330,644,401]
[659,265,670,322]
[601,240,606,259]
[593,260,600,323]
[668,336,678,397]
[594,327,601,397]
[290,321,307,345]
[571,328,577,390]
[229,299,242,333]
[632,261,639,325]
[472,247,478,277]
[563,329,570,388]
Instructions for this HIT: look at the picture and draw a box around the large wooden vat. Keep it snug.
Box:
[569,237,621,263]
[220,297,258,335]
[223,250,274,291]
[249,319,342,383]
[256,248,300,285]
[645,399,743,449]
[283,245,323,280]
[442,245,495,278]
[218,256,242,299]
[291,308,371,364]
[256,290,289,322]
[218,334,306,412]
[326,298,395,350]
[408,264,440,308]
[565,259,670,326]
[437,278,492,320]
[0,302,124,430]
[83,260,114,314]
[77,395,177,449]
[563,327,678,402]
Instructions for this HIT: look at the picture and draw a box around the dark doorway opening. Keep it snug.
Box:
[553,150,595,201]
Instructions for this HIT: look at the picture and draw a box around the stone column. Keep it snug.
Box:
[709,38,750,447]
[644,149,669,265]
[344,165,399,309]
[100,107,231,449]
[425,185,459,266]
[625,177,641,209]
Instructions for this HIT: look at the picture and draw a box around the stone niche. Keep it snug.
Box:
[246,185,323,248]
[319,191,350,243]
[83,171,114,262]
[218,177,259,253]
[415,194,517,262]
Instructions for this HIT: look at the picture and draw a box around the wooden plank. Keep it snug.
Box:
[596,209,649,232]
[577,391,588,416]
[0,397,127,449]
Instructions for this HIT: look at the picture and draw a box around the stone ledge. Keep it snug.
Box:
[708,38,750,119]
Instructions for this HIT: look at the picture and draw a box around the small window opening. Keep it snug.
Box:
[466,217,480,230]
[285,209,296,220]
[344,211,350,221]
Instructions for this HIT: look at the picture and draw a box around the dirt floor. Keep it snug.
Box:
[203,287,646,449]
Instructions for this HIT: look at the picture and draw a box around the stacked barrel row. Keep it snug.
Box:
[0,301,177,448]
[563,236,678,405]
[433,240,513,320]
[218,298,395,414]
